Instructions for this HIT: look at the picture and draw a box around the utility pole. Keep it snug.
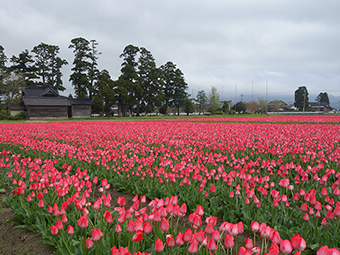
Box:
[240,93,244,102]
[234,84,237,110]
[252,80,254,101]
[222,85,223,101]
[266,79,268,101]
[303,89,306,114]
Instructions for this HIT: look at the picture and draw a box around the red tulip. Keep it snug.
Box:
[90,228,101,241]
[67,225,74,235]
[56,220,63,230]
[245,238,253,249]
[183,229,193,243]
[132,230,143,242]
[38,199,45,208]
[251,221,260,232]
[303,213,309,221]
[317,246,331,255]
[175,232,185,246]
[51,225,58,235]
[115,223,122,233]
[179,203,187,216]
[188,239,199,253]
[326,210,334,220]
[143,222,152,234]
[155,238,164,252]
[61,215,68,223]
[208,237,218,251]
[194,229,205,243]
[196,205,204,216]
[77,215,88,228]
[85,237,93,249]
[224,234,234,248]
[272,199,279,207]
[126,220,135,233]
[160,217,169,232]
[117,197,126,206]
[212,230,220,242]
[300,203,308,212]
[205,223,214,234]
[37,192,43,199]
[166,234,175,247]
[291,234,306,251]
[280,239,293,254]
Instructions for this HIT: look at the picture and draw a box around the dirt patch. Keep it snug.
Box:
[0,191,56,255]
[0,186,143,255]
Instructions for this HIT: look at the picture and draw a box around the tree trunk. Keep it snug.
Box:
[136,101,140,116]
[165,98,169,116]
[118,101,122,117]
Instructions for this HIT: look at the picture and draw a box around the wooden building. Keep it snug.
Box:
[17,86,93,119]
[68,98,93,118]
[308,102,334,113]
[7,105,25,116]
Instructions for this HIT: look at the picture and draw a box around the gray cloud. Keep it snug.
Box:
[1,0,340,108]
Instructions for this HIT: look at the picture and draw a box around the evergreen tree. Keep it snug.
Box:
[118,44,140,116]
[88,40,101,99]
[160,61,188,115]
[294,86,309,111]
[93,69,115,116]
[235,101,247,113]
[32,42,67,90]
[10,49,38,86]
[316,92,330,105]
[137,47,164,115]
[69,37,92,98]
[196,90,208,115]
[183,97,195,116]
[222,101,230,113]
[0,45,7,88]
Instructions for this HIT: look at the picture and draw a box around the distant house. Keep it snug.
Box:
[10,86,93,119]
[308,102,334,113]
[68,98,93,118]
[267,100,287,112]
[7,105,25,116]
[284,104,297,111]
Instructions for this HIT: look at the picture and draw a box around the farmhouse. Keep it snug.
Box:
[17,86,93,119]
[308,102,334,113]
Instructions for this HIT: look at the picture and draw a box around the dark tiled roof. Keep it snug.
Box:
[68,98,94,105]
[23,97,71,106]
[309,102,329,106]
[23,86,59,97]
[8,105,25,110]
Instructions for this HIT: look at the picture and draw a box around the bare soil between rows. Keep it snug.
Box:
[0,185,254,255]
[0,186,137,255]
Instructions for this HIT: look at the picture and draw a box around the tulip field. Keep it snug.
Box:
[0,117,340,255]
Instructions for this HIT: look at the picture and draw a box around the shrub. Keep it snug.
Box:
[17,111,29,120]
[0,110,8,120]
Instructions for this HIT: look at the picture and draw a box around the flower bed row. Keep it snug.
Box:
[0,120,340,253]
[2,152,338,254]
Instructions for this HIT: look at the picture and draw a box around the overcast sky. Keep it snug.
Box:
[1,0,340,108]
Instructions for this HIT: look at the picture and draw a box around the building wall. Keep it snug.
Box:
[8,109,24,116]
[72,105,91,118]
[28,106,68,119]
